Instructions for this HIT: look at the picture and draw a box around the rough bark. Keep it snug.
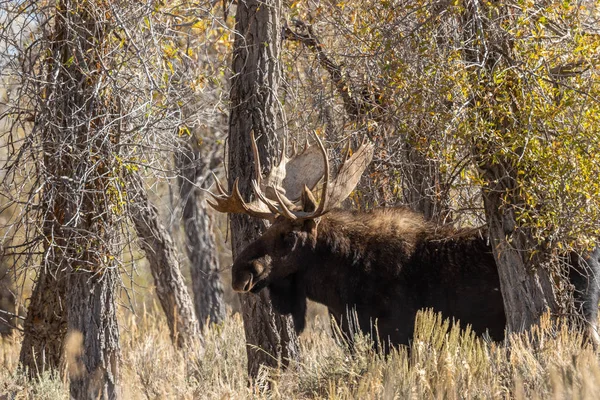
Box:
[481,164,558,331]
[19,268,68,375]
[128,172,200,347]
[67,268,120,400]
[229,0,299,379]
[175,141,225,330]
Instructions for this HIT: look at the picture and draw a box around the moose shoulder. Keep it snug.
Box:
[209,133,600,350]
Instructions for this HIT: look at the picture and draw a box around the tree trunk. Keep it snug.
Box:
[175,140,225,330]
[67,267,120,400]
[229,0,299,379]
[481,164,558,331]
[128,172,200,347]
[19,1,123,395]
[0,257,16,336]
[19,268,67,375]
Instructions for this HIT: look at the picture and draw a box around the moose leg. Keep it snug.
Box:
[268,274,308,334]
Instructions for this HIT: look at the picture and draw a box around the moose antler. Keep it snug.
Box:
[252,131,327,203]
[273,137,374,220]
[207,131,374,221]
[206,175,277,220]
[207,131,327,220]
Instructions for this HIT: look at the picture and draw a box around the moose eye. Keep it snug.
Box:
[281,232,295,246]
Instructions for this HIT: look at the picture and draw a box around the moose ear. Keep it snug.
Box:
[301,185,318,213]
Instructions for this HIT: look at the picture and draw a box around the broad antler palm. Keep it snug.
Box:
[208,131,374,221]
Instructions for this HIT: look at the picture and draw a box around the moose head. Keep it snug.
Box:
[208,132,374,298]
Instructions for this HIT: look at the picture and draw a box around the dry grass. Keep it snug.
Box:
[2,308,600,399]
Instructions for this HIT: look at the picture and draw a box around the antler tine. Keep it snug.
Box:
[343,139,352,162]
[324,140,374,211]
[211,171,228,196]
[251,180,282,215]
[250,130,262,188]
[312,131,330,216]
[274,189,299,220]
[206,177,243,213]
[209,178,246,212]
[303,136,310,154]
[209,130,372,222]
[295,137,373,220]
[280,135,288,164]
[207,177,276,220]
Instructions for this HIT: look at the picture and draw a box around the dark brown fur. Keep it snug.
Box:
[232,208,505,348]
[232,207,600,350]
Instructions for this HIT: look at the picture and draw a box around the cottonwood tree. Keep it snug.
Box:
[175,134,225,330]
[458,0,600,333]
[110,0,231,332]
[20,1,121,397]
[1,0,228,395]
[164,11,230,329]
[0,1,70,375]
[120,2,229,341]
[127,172,200,348]
[228,0,299,380]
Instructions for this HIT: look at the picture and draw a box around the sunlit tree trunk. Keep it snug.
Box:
[19,268,67,375]
[67,268,120,399]
[480,163,558,331]
[128,172,200,347]
[228,0,299,380]
[175,139,225,330]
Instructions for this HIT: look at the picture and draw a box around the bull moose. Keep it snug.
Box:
[209,133,600,350]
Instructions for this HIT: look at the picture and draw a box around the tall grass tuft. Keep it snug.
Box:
[1,307,600,399]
